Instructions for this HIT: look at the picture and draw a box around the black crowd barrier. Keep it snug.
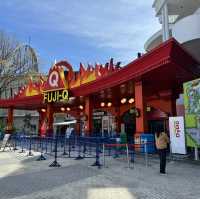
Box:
[8,133,155,169]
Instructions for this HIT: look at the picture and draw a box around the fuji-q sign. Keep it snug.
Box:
[43,89,68,103]
[49,71,59,87]
[43,69,69,103]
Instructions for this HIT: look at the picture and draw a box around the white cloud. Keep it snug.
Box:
[4,0,161,64]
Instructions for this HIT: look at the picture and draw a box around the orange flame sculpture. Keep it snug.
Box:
[15,78,43,98]
[69,58,120,88]
[14,58,121,99]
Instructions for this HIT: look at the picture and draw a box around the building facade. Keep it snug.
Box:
[0,73,45,133]
[0,39,198,140]
[145,0,200,64]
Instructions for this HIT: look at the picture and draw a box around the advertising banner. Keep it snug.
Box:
[169,117,186,154]
[184,78,200,148]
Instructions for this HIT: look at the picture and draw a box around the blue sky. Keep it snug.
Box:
[0,0,161,73]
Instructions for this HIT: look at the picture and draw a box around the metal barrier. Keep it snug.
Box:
[9,134,155,169]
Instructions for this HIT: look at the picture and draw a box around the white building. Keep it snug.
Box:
[0,73,42,133]
[145,0,200,64]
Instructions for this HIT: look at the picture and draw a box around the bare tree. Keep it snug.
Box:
[0,31,38,98]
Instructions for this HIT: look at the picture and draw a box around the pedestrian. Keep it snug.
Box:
[65,125,71,139]
[155,131,169,174]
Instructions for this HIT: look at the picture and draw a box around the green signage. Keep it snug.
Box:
[183,78,200,148]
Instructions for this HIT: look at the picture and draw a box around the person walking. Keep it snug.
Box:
[155,131,169,174]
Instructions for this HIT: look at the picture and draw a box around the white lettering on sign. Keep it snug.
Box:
[49,71,59,87]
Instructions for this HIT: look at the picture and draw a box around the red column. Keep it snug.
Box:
[6,108,14,134]
[38,110,46,136]
[46,104,54,137]
[84,96,93,136]
[135,81,147,134]
[115,107,121,134]
[75,118,81,136]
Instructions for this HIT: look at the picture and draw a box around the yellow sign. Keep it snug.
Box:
[43,89,69,103]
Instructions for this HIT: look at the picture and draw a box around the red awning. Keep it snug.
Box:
[71,38,199,97]
[0,38,199,110]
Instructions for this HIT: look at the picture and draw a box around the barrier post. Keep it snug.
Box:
[49,134,61,167]
[108,144,111,156]
[113,138,120,158]
[27,134,33,156]
[83,142,86,158]
[36,137,39,152]
[144,139,148,167]
[68,138,71,157]
[62,136,68,156]
[75,137,84,160]
[130,143,134,163]
[88,141,92,155]
[26,137,28,149]
[50,138,53,152]
[126,144,130,168]
[13,135,18,151]
[45,137,48,154]
[91,137,101,168]
[19,136,25,153]
[103,143,105,167]
[36,137,46,161]
[194,146,199,161]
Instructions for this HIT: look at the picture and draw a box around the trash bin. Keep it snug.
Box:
[140,134,156,153]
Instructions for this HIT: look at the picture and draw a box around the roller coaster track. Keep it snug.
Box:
[0,44,38,75]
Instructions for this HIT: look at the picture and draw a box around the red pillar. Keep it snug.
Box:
[46,104,54,137]
[135,81,147,134]
[38,110,46,136]
[6,108,14,134]
[115,107,121,134]
[84,96,93,136]
[75,119,81,136]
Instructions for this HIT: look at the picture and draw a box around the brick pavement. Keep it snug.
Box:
[0,149,200,199]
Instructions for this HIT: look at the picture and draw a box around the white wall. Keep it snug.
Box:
[172,9,200,43]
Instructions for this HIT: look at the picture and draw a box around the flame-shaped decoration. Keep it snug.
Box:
[69,58,120,88]
[15,77,42,98]
[14,59,121,99]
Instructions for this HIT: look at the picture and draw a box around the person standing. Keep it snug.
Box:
[65,126,71,139]
[155,132,169,174]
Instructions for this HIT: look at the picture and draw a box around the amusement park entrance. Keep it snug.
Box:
[0,39,199,141]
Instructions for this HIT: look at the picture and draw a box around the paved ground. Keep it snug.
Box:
[0,148,200,199]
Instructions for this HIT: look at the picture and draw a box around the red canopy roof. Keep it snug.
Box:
[0,38,199,110]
